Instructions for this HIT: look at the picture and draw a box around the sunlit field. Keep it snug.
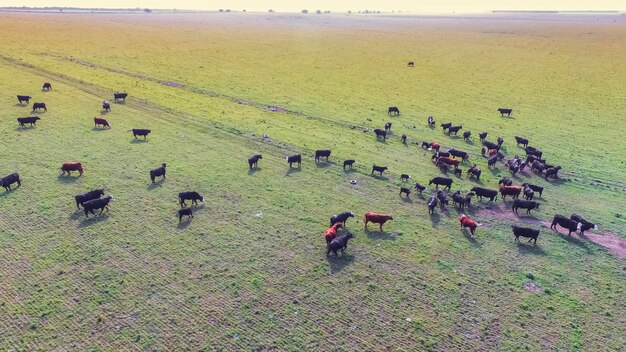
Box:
[0,12,625,350]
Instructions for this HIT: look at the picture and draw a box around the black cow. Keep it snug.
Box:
[523,186,534,200]
[512,199,540,215]
[330,212,355,227]
[373,128,387,140]
[343,159,355,170]
[83,195,114,217]
[17,116,40,127]
[464,192,475,209]
[521,183,543,197]
[499,177,513,186]
[544,166,561,179]
[42,82,52,90]
[400,174,411,182]
[414,183,426,193]
[470,186,498,202]
[497,136,504,146]
[421,142,432,149]
[531,160,547,173]
[327,232,354,256]
[407,61,414,67]
[454,168,462,178]
[1,173,21,191]
[487,155,498,168]
[75,189,104,209]
[428,115,435,126]
[440,122,452,132]
[448,148,469,160]
[498,108,512,116]
[467,165,481,181]
[130,129,151,140]
[515,136,529,148]
[452,191,465,210]
[371,165,388,176]
[436,188,449,208]
[114,92,128,102]
[551,214,581,236]
[179,191,205,207]
[463,131,471,141]
[315,150,331,162]
[286,154,301,168]
[447,125,463,135]
[401,134,407,144]
[483,141,500,150]
[388,107,400,116]
[525,146,542,158]
[526,154,545,165]
[17,95,31,104]
[384,122,392,131]
[248,154,262,169]
[512,225,539,244]
[102,101,111,111]
[178,208,193,222]
[427,195,438,214]
[431,152,451,161]
[32,102,47,112]
[479,131,488,141]
[400,187,411,197]
[150,163,166,183]
[429,177,452,191]
[571,214,598,235]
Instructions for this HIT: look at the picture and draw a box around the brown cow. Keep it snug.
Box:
[61,162,83,176]
[499,186,522,201]
[437,156,460,169]
[364,212,394,231]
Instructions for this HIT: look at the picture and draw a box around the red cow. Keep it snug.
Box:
[437,157,460,169]
[459,214,478,237]
[431,142,441,151]
[499,186,522,201]
[324,223,342,245]
[61,162,83,176]
[364,212,394,231]
[94,117,111,128]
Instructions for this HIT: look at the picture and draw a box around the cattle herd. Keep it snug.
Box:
[4,83,599,257]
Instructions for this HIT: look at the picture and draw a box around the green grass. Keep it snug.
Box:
[0,12,625,351]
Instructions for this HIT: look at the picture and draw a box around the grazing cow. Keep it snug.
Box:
[42,82,52,90]
[399,187,411,197]
[512,199,540,215]
[526,154,545,165]
[343,159,355,170]
[388,107,400,116]
[499,177,513,186]
[551,214,582,236]
[430,142,441,151]
[0,173,21,191]
[364,212,393,231]
[431,152,451,161]
[459,214,478,237]
[452,191,465,210]
[487,155,498,168]
[531,160,547,173]
[102,101,111,111]
[286,154,301,168]
[500,186,522,201]
[428,115,435,126]
[483,141,500,150]
[437,157,460,169]
[150,163,166,183]
[114,92,128,102]
[427,195,438,214]
[83,195,114,217]
[324,222,343,245]
[400,174,411,182]
[470,186,498,202]
[521,183,543,197]
[497,136,504,146]
[464,192,475,209]
[371,165,388,176]
[327,232,354,256]
[544,166,561,179]
[401,134,407,144]
[498,108,512,116]
[17,95,31,104]
[32,102,47,112]
[179,191,205,207]
[330,212,355,227]
[315,149,331,162]
[437,162,448,174]
[248,154,262,169]
[429,177,453,191]
[523,186,534,200]
[448,148,469,160]
[130,129,151,140]
[17,116,40,127]
[414,183,426,193]
[463,131,471,141]
[467,165,481,181]
[384,122,392,131]
[447,125,463,135]
[479,131,488,141]
[60,162,83,176]
[454,168,462,178]
[512,225,539,244]
[373,128,387,140]
[436,188,449,208]
[407,61,414,67]
[75,189,104,209]
[571,214,598,235]
[178,208,193,222]
[440,123,452,132]
[525,146,542,158]
[515,136,529,148]
[94,117,111,128]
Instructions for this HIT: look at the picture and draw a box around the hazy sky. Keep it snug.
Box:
[5,0,625,12]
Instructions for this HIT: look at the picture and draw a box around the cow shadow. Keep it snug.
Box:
[177,220,192,229]
[516,242,546,255]
[448,135,461,140]
[560,233,593,253]
[315,162,332,168]
[15,126,37,131]
[370,174,388,181]
[15,103,29,107]
[286,167,301,176]
[0,188,19,198]
[365,229,395,240]
[429,213,440,227]
[131,139,148,143]
[470,179,484,185]
[343,168,356,174]
[100,109,110,115]
[376,139,388,144]
[400,196,413,204]
[68,210,84,220]
[248,167,261,175]
[462,231,482,247]
[91,127,109,132]
[489,168,501,175]
[114,101,126,104]
[146,180,164,190]
[547,178,567,185]
[58,175,80,183]
[326,252,354,274]
[78,213,109,227]
[465,140,474,146]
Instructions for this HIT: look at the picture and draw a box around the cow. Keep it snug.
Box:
[512,225,539,244]
[364,212,393,231]
[373,128,387,140]
[427,195,438,214]
[94,117,111,128]
[436,157,460,169]
[248,154,262,169]
[17,95,31,104]
[0,173,21,191]
[483,141,500,150]
[440,122,452,132]
[83,195,114,217]
[179,191,205,207]
[447,125,463,135]
[327,232,354,256]
[454,168,462,178]
[523,185,534,200]
[75,189,104,209]
[150,163,166,183]
[515,136,529,148]
[315,150,331,162]
[531,160,547,174]
[388,107,400,116]
[521,183,543,197]
[17,116,40,127]
[330,212,354,227]
[114,92,128,102]
[431,152,451,161]
[467,165,481,181]
[448,148,469,160]
[470,186,498,202]
[526,154,545,165]
[497,136,504,146]
[430,142,441,151]
[464,192,475,209]
[42,82,52,90]
[487,155,498,168]
[414,183,426,193]
[401,134,407,144]
[463,131,471,141]
[499,177,513,187]
[324,222,343,245]
[429,177,453,191]
[571,214,598,235]
[525,146,542,158]
[436,188,449,208]
[178,208,193,222]
[385,122,392,131]
[407,61,414,67]
[452,191,465,210]
[544,166,561,180]
[479,131,488,141]
[343,159,355,170]
[399,187,411,197]
[32,102,47,112]
[500,186,522,201]
[509,163,520,176]
[102,101,111,111]
[61,162,83,176]
[428,115,435,126]
[371,165,388,176]
[437,162,448,174]
[130,129,151,140]
[459,214,478,237]
[400,174,411,182]
[551,214,582,236]
[286,154,301,168]
[498,108,512,116]
[512,199,540,215]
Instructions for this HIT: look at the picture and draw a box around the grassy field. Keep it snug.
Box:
[0,12,625,351]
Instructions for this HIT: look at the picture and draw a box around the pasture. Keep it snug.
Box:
[0,12,625,350]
